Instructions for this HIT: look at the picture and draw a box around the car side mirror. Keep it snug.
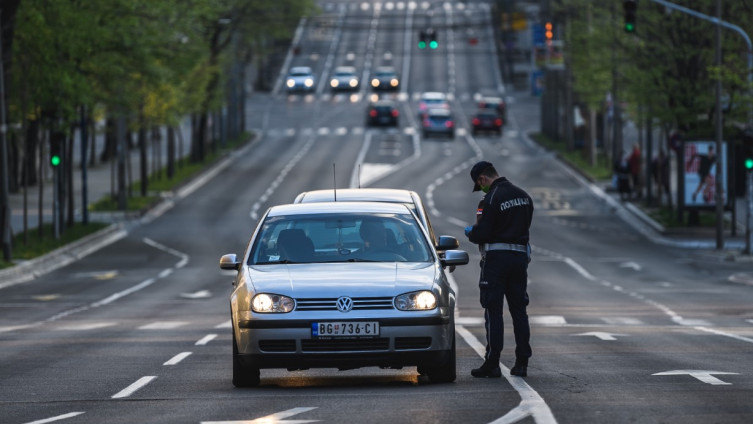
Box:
[219,253,240,271]
[440,250,469,269]
[436,235,459,251]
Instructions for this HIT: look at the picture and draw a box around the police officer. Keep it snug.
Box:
[464,161,533,378]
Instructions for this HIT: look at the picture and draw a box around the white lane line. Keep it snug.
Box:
[139,321,188,330]
[456,325,557,424]
[196,334,218,345]
[112,376,156,399]
[164,352,192,366]
[446,274,557,424]
[23,412,85,424]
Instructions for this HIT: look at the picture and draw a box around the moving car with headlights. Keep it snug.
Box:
[421,108,455,139]
[329,66,359,92]
[370,66,400,91]
[286,66,315,93]
[365,100,399,127]
[471,109,503,135]
[220,202,469,387]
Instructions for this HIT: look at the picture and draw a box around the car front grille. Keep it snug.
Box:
[301,338,390,352]
[259,340,296,352]
[295,297,394,311]
[395,337,432,350]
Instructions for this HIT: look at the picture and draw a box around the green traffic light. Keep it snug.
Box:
[429,40,438,49]
[625,22,635,32]
[745,158,753,170]
[51,155,61,167]
[418,41,426,49]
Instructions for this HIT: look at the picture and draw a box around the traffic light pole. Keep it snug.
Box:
[746,169,752,255]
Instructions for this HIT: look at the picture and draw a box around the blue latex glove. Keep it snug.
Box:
[464,226,473,237]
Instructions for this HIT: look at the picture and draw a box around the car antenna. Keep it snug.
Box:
[333,163,337,201]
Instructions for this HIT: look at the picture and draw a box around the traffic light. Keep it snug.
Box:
[419,28,437,49]
[49,133,63,167]
[623,0,637,33]
[545,22,553,45]
[745,157,753,170]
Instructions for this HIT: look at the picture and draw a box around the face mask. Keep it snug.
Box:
[480,185,490,193]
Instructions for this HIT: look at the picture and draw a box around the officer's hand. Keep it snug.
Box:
[464,226,472,237]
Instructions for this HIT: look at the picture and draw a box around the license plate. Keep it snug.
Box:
[312,322,379,338]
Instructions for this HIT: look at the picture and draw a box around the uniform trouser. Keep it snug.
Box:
[479,250,531,362]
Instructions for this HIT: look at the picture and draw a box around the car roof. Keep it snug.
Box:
[268,201,413,217]
[334,66,356,73]
[294,188,416,204]
[290,66,313,73]
[421,92,446,100]
[479,96,503,103]
[375,66,396,72]
[370,99,397,107]
[426,108,452,116]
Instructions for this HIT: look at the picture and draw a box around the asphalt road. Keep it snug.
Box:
[2,1,753,423]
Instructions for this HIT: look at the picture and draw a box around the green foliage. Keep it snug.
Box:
[0,223,109,269]
[562,0,753,134]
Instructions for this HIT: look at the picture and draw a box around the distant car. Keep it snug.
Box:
[418,92,449,116]
[422,108,455,139]
[370,66,400,91]
[286,66,315,93]
[294,188,460,250]
[471,109,503,135]
[477,96,506,120]
[365,100,399,127]
[220,201,470,387]
[329,66,359,92]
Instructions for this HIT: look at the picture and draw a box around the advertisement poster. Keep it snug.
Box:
[683,141,728,207]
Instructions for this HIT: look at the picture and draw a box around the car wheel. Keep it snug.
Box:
[425,334,456,383]
[233,329,260,387]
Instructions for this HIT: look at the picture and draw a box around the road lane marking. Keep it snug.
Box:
[164,352,192,366]
[112,376,156,399]
[653,370,739,385]
[23,412,85,424]
[456,325,557,424]
[572,332,627,341]
[202,407,319,424]
[196,334,218,345]
[139,321,188,330]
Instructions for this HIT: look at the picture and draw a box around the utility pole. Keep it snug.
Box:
[714,0,723,249]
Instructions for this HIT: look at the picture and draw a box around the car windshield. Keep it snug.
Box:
[248,212,433,265]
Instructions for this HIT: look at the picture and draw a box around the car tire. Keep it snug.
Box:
[232,329,260,388]
[424,334,456,383]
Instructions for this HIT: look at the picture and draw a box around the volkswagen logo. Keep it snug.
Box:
[336,297,353,312]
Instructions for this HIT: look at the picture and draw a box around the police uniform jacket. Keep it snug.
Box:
[468,177,533,246]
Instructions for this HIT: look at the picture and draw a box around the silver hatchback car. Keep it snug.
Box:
[219,202,469,387]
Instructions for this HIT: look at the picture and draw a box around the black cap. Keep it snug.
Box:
[470,161,493,192]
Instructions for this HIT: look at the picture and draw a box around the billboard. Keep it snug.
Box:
[682,141,728,208]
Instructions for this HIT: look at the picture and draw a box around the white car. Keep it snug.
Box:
[286,66,315,93]
[418,92,450,115]
[219,202,469,387]
[329,66,359,92]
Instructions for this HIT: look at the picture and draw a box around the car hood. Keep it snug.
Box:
[246,262,437,297]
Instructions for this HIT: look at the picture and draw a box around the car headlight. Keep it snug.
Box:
[252,293,295,313]
[349,79,358,87]
[395,291,437,311]
[286,79,295,88]
[330,79,339,88]
[304,78,314,87]
[371,78,379,87]
[390,79,399,87]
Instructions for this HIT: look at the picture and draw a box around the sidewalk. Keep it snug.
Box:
[7,119,195,236]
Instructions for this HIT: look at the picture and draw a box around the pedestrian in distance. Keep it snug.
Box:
[628,143,641,199]
[464,161,534,378]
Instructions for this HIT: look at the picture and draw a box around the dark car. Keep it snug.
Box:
[477,96,506,120]
[421,108,454,139]
[471,110,503,135]
[370,66,400,91]
[366,100,399,127]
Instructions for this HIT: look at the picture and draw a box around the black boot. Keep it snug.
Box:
[471,359,501,378]
[510,357,528,377]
